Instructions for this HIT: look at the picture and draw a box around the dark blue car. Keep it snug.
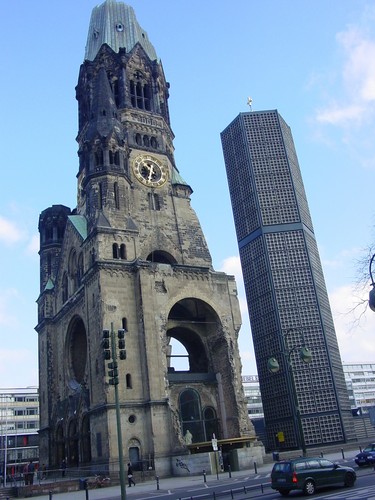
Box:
[355,443,375,466]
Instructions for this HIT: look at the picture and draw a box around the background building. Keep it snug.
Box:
[343,363,375,412]
[221,110,356,451]
[36,0,258,477]
[242,376,263,420]
[343,363,375,441]
[0,388,39,480]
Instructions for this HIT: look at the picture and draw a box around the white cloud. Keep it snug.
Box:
[219,255,243,280]
[26,234,40,255]
[329,284,375,363]
[313,18,375,130]
[0,349,38,387]
[316,104,365,125]
[0,215,25,245]
[0,289,21,327]
[337,26,375,102]
[219,255,249,318]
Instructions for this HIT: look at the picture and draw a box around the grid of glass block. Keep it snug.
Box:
[221,121,259,240]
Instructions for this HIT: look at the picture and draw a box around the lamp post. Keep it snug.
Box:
[368,253,375,311]
[103,323,127,500]
[267,330,312,456]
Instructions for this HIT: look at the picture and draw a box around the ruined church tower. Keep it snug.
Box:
[36,0,255,474]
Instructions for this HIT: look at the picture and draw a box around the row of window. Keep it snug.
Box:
[96,182,162,211]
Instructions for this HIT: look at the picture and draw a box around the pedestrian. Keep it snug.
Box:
[27,461,35,485]
[23,463,29,485]
[127,463,135,487]
[61,459,66,477]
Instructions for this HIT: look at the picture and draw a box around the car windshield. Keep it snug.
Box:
[273,462,291,473]
[364,446,374,452]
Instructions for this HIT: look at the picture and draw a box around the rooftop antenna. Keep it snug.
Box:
[247,97,253,111]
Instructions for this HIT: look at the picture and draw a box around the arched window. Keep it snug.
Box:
[77,253,84,286]
[130,74,152,110]
[135,133,142,145]
[114,151,120,166]
[179,389,205,443]
[95,149,104,166]
[120,243,126,259]
[98,183,103,209]
[68,250,78,292]
[113,79,120,106]
[62,273,68,303]
[112,243,119,259]
[126,374,132,389]
[203,407,218,441]
[148,192,161,210]
[122,317,128,331]
[150,136,158,149]
[114,182,120,209]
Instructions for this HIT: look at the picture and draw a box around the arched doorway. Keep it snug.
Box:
[67,419,79,467]
[81,414,91,463]
[55,424,65,468]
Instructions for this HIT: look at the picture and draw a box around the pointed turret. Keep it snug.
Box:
[83,66,124,143]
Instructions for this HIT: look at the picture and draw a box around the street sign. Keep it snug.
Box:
[212,438,218,451]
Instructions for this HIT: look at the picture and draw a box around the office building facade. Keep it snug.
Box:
[221,110,356,451]
[0,388,39,480]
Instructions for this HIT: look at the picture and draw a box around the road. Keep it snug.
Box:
[30,448,375,500]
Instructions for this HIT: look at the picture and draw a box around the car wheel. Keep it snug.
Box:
[303,479,316,496]
[344,472,355,487]
[278,489,290,496]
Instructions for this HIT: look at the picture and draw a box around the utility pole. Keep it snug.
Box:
[103,323,127,500]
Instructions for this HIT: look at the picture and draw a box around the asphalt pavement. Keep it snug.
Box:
[27,446,368,500]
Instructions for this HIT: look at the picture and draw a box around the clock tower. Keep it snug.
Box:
[37,0,258,475]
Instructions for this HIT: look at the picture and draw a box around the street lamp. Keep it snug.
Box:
[102,323,127,500]
[368,253,375,311]
[267,330,312,456]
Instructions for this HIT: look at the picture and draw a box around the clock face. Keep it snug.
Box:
[133,155,167,187]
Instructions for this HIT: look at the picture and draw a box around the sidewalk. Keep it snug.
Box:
[28,447,362,500]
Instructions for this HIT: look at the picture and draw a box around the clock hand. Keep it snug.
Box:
[147,164,155,181]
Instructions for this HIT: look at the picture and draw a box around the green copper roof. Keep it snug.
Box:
[171,167,189,187]
[44,278,54,291]
[85,0,157,62]
[68,215,88,240]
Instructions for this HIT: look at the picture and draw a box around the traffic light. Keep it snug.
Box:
[102,329,111,359]
[118,329,126,358]
[108,361,119,385]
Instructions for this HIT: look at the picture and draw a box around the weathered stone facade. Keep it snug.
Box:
[36,0,257,476]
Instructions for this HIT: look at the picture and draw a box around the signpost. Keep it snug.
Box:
[212,435,219,480]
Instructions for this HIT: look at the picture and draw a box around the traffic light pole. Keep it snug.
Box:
[110,322,127,500]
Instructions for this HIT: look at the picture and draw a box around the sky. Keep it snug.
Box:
[1,0,375,388]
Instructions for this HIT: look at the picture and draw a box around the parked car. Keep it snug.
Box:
[271,456,356,496]
[355,443,375,466]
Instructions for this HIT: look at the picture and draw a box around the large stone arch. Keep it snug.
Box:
[65,316,88,384]
[166,297,220,373]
